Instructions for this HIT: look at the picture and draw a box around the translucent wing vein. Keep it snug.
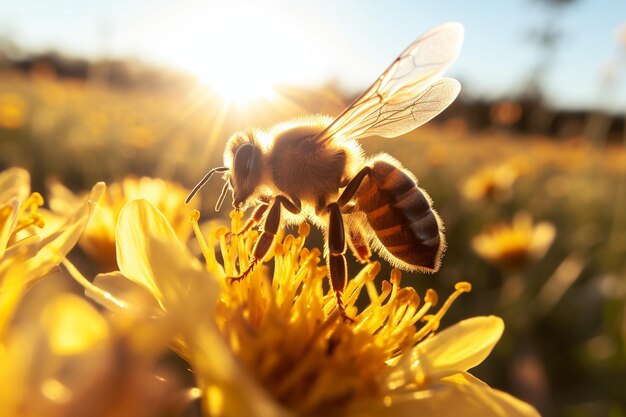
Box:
[314,22,463,143]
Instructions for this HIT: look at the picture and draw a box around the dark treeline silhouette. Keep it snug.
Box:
[0,47,194,92]
[442,97,626,143]
[2,45,624,143]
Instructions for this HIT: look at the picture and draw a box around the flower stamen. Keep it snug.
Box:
[190,210,473,415]
[11,192,46,233]
[413,282,472,344]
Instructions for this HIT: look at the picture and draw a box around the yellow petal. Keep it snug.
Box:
[530,222,556,259]
[92,271,164,318]
[414,316,504,379]
[190,323,292,417]
[47,178,83,213]
[41,294,109,355]
[0,167,30,203]
[144,235,217,312]
[115,199,217,309]
[22,182,105,283]
[0,199,19,259]
[347,377,539,417]
[115,199,180,300]
[0,258,27,339]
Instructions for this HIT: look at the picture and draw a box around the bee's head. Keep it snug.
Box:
[225,131,263,209]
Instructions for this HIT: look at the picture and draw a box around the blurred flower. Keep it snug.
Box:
[461,163,518,202]
[77,200,539,417]
[49,176,198,271]
[0,283,196,417]
[0,167,104,335]
[472,212,556,270]
[0,93,27,129]
[489,100,523,127]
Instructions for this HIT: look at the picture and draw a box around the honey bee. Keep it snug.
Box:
[187,22,464,310]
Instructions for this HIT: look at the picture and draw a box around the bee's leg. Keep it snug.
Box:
[347,224,372,263]
[228,201,269,239]
[315,196,327,215]
[337,166,372,207]
[228,195,301,282]
[337,167,374,264]
[327,202,352,319]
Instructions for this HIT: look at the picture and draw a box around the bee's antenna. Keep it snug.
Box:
[185,167,229,204]
[214,179,231,212]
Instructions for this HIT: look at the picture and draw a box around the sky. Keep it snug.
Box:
[2,0,626,111]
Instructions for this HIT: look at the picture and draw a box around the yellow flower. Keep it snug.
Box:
[472,212,556,269]
[0,93,27,129]
[49,176,198,271]
[0,283,196,417]
[461,163,518,202]
[0,167,104,337]
[489,100,522,127]
[77,200,539,417]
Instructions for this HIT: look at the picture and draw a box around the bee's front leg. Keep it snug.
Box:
[227,195,301,282]
[227,200,270,240]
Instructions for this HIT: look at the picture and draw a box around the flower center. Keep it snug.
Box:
[191,210,470,415]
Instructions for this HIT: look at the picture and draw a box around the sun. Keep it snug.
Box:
[184,46,277,104]
[185,18,278,104]
[165,2,325,105]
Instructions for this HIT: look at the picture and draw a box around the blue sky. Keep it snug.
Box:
[2,0,626,111]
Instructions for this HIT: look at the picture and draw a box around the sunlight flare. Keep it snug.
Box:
[165,2,329,104]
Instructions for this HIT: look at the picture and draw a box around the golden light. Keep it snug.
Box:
[163,1,330,104]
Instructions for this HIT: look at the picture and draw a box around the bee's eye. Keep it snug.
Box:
[234,143,255,177]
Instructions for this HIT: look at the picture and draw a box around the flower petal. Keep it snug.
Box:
[414,316,504,378]
[347,378,540,417]
[0,167,30,203]
[189,323,294,417]
[0,199,19,259]
[115,199,218,311]
[91,271,164,318]
[115,199,184,300]
[22,182,105,283]
[41,293,110,355]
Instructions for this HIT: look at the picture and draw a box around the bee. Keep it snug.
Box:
[187,22,464,311]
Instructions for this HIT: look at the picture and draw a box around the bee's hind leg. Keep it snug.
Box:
[227,195,300,283]
[337,166,372,207]
[338,166,374,264]
[326,202,355,322]
[347,224,372,264]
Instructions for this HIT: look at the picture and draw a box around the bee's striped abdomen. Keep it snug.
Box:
[356,159,443,271]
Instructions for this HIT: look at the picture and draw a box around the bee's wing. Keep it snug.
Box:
[314,22,463,143]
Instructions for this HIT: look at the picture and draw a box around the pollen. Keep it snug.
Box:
[191,211,470,415]
[191,209,201,222]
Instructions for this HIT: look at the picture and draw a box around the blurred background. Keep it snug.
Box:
[1,0,625,416]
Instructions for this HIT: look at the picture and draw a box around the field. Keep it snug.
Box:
[1,72,625,417]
